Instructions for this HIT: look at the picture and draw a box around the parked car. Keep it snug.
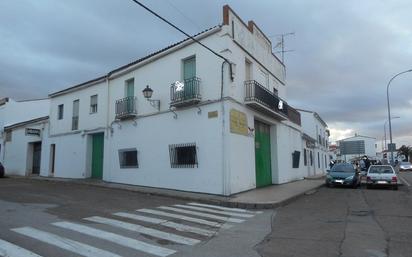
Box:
[399,161,412,172]
[0,162,4,178]
[366,165,398,190]
[326,163,361,188]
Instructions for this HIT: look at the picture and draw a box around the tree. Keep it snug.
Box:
[397,145,412,161]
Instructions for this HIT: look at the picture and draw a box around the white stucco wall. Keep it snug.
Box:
[3,121,47,176]
[104,102,224,195]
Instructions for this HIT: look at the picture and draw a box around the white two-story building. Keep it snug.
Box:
[297,109,329,176]
[14,5,309,195]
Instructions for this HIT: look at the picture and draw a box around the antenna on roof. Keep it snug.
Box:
[271,32,295,63]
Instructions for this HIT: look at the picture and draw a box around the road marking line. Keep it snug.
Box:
[114,212,216,237]
[399,176,411,187]
[158,206,245,223]
[0,238,43,257]
[84,216,200,245]
[173,204,255,218]
[188,202,263,214]
[137,209,231,228]
[11,227,121,257]
[52,221,175,257]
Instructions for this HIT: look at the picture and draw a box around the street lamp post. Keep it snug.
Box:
[386,69,412,164]
[384,116,400,151]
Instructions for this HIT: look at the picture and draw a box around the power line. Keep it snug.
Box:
[164,0,202,30]
[129,0,231,70]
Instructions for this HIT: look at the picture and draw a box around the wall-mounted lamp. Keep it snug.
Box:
[142,85,160,111]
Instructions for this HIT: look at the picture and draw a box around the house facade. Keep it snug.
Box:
[0,98,50,176]
[337,134,377,162]
[39,5,305,195]
[297,109,329,176]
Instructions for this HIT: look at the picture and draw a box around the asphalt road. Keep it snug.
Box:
[257,171,412,257]
[0,178,273,257]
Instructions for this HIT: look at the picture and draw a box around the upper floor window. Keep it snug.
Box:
[58,104,64,120]
[183,56,196,81]
[90,95,98,113]
[125,78,134,98]
[72,100,79,131]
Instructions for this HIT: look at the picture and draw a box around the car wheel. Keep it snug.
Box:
[366,184,371,189]
[392,185,398,190]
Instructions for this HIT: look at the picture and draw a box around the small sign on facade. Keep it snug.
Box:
[208,111,218,119]
[25,128,41,136]
[230,109,248,136]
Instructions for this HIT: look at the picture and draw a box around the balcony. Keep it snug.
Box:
[115,96,137,120]
[170,77,201,108]
[244,80,288,120]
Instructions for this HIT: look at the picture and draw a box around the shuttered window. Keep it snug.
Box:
[90,95,98,113]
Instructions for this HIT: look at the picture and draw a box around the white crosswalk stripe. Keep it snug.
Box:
[52,221,176,257]
[173,204,255,218]
[84,216,200,245]
[187,202,263,214]
[114,212,216,237]
[158,206,245,223]
[137,208,232,228]
[0,238,43,257]
[11,227,121,257]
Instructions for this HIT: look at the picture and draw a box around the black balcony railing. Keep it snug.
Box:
[244,80,288,116]
[115,96,137,120]
[170,77,201,107]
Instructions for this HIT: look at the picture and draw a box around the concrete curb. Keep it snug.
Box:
[12,176,325,210]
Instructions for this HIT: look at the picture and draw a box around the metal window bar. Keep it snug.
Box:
[71,116,79,130]
[170,77,201,103]
[115,96,137,119]
[244,80,288,116]
[169,143,198,168]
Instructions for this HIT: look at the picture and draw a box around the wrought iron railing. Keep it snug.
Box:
[244,80,288,116]
[287,105,301,126]
[170,77,201,107]
[115,96,137,119]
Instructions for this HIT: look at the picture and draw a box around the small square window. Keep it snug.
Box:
[169,143,198,168]
[58,104,64,120]
[118,148,138,168]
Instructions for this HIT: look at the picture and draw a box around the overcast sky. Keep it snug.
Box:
[0,0,411,148]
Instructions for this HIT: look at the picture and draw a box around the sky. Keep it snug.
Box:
[0,0,411,148]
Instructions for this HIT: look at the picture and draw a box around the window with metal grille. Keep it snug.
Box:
[169,143,198,168]
[72,100,79,131]
[58,104,64,120]
[310,150,313,166]
[5,131,11,142]
[90,95,98,113]
[118,148,138,168]
[304,149,307,166]
[292,151,301,168]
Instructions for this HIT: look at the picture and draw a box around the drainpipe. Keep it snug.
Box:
[221,60,231,195]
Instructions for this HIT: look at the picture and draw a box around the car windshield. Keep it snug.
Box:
[369,166,393,174]
[330,164,354,173]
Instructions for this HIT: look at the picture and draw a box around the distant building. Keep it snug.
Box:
[0,97,50,176]
[297,109,329,176]
[337,134,377,161]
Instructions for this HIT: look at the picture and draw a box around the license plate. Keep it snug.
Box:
[335,180,343,183]
[377,181,388,184]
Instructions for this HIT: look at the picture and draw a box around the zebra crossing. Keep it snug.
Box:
[1,202,262,257]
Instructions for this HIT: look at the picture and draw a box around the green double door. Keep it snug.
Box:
[91,133,104,179]
[255,120,272,187]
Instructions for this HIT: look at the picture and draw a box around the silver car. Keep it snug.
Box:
[399,161,412,172]
[366,165,398,190]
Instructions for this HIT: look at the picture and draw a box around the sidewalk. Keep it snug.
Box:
[20,175,325,209]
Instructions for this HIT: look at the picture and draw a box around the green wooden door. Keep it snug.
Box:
[183,57,196,80]
[255,120,272,187]
[91,133,104,179]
